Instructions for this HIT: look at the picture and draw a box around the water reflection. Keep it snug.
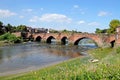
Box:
[0,42,96,73]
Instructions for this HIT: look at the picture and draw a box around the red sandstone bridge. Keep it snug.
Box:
[12,32,116,47]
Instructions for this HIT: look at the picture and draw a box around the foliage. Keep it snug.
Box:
[49,29,59,33]
[107,19,120,34]
[95,28,102,34]
[0,21,29,41]
[60,29,77,33]
[0,21,28,35]
[0,21,3,26]
[88,47,113,59]
[0,33,22,43]
[5,23,13,32]
[0,47,120,80]
[0,21,4,35]
[16,25,27,32]
[62,29,68,33]
[95,28,107,34]
[61,29,82,33]
[95,19,120,34]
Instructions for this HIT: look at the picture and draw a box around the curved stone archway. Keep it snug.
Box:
[46,36,55,44]
[61,36,68,45]
[110,40,115,48]
[74,37,98,46]
[35,36,42,42]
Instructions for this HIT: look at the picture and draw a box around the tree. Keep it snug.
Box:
[5,23,13,32]
[0,21,3,26]
[95,28,102,34]
[12,26,17,32]
[0,21,4,35]
[16,25,27,32]
[95,28,108,34]
[107,19,120,34]
[61,29,71,33]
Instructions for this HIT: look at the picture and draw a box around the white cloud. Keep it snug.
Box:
[73,5,85,15]
[26,9,33,12]
[0,9,16,17]
[22,9,33,12]
[19,16,24,19]
[39,14,72,23]
[77,20,85,24]
[98,11,109,16]
[29,16,40,22]
[73,5,79,8]
[88,22,100,26]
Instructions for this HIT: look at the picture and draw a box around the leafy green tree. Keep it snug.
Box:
[16,25,27,32]
[102,29,107,33]
[62,29,71,33]
[107,19,120,34]
[95,28,102,34]
[62,29,67,33]
[95,28,108,34]
[5,23,13,32]
[0,21,4,35]
[0,21,3,26]
[12,26,17,32]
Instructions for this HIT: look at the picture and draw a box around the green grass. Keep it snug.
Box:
[0,47,120,80]
[88,47,113,59]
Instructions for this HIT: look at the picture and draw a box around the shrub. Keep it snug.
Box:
[0,33,22,43]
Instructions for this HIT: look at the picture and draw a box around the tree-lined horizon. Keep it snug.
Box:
[0,19,120,35]
[95,19,120,34]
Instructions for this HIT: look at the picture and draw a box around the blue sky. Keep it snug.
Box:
[0,0,120,33]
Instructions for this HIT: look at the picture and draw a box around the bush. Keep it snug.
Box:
[0,33,22,43]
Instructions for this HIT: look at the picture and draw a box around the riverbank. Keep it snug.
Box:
[0,47,120,80]
[0,60,69,76]
[0,41,13,47]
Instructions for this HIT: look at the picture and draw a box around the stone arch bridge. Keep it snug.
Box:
[12,32,116,47]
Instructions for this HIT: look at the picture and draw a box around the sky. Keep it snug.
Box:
[0,0,120,33]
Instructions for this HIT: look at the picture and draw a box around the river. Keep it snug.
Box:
[0,42,96,76]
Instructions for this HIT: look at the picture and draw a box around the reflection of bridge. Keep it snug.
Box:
[13,32,117,47]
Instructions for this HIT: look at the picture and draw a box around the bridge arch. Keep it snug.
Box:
[35,36,42,42]
[110,40,115,48]
[46,36,56,44]
[74,37,98,46]
[61,36,68,45]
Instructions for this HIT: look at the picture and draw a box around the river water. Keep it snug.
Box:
[0,42,96,76]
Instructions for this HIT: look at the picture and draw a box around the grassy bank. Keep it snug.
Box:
[0,47,120,80]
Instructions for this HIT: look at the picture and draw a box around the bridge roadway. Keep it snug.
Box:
[12,32,116,47]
